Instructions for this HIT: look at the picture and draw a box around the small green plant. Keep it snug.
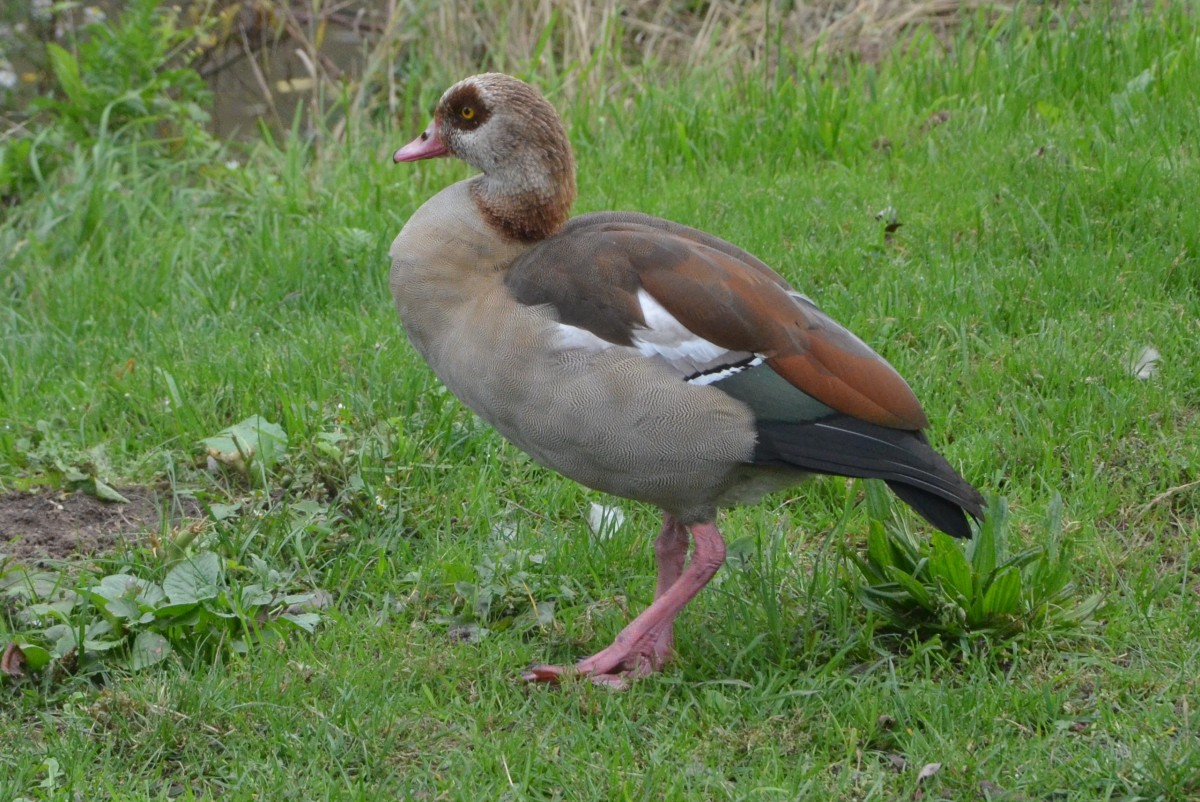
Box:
[10,419,129,502]
[848,487,1102,639]
[0,135,37,207]
[202,415,289,487]
[446,541,576,643]
[1,0,215,205]
[35,0,212,144]
[1,550,327,683]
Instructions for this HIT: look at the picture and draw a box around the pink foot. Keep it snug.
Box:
[523,631,673,689]
[522,664,635,689]
[523,519,725,690]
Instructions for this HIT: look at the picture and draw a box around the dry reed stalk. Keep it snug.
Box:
[179,0,1150,136]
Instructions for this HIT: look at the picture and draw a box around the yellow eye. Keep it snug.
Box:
[460,106,475,120]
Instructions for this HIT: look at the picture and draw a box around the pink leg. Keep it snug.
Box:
[651,514,689,663]
[525,519,726,688]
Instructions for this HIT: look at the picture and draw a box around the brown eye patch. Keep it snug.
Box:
[443,84,490,131]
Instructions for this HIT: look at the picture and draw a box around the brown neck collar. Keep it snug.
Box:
[471,176,575,242]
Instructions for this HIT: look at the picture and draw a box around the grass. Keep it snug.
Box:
[3,2,1200,799]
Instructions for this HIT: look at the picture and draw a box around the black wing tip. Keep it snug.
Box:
[886,480,985,539]
[753,415,985,539]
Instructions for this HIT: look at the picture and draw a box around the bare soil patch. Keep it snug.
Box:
[0,488,202,564]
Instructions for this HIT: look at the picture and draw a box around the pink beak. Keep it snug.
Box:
[393,119,449,163]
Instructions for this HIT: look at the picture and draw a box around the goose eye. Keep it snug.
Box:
[460,106,475,120]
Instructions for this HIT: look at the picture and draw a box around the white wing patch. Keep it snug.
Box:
[549,289,767,385]
[633,289,763,384]
[633,290,727,364]
[552,322,614,352]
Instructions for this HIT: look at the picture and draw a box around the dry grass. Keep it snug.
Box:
[365,0,1013,102]
[2,1,1154,138]
[176,0,1147,133]
[388,0,1003,67]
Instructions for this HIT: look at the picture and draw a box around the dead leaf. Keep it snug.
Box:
[917,762,942,782]
[887,752,907,772]
[114,357,136,379]
[922,110,951,132]
[283,589,334,616]
[1,641,26,678]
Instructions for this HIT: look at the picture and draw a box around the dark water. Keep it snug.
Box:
[207,21,373,140]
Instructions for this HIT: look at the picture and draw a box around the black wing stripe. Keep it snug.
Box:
[752,415,984,537]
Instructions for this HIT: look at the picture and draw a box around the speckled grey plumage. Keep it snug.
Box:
[390,181,794,524]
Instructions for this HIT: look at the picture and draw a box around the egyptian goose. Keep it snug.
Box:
[389,73,984,687]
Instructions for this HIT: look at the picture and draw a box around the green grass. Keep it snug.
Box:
[3,4,1200,799]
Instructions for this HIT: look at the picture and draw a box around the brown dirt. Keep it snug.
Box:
[0,488,203,565]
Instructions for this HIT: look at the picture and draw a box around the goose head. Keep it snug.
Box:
[393,73,577,242]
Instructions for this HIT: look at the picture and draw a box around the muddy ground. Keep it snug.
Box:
[0,488,201,564]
